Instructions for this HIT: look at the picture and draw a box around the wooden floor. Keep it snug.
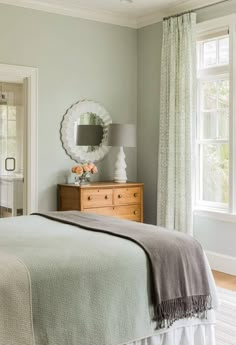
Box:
[213,270,236,291]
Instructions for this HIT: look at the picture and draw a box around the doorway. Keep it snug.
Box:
[0,82,24,217]
[0,64,38,217]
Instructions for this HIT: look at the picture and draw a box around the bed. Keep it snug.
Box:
[0,211,218,345]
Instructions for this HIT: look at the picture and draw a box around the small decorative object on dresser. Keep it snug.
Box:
[58,182,143,222]
[71,163,98,185]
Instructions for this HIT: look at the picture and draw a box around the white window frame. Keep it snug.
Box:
[197,52,229,212]
[195,14,236,222]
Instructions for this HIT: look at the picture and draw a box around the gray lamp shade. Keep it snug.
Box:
[107,124,136,147]
[76,125,103,146]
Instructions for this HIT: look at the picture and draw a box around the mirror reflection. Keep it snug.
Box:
[75,112,104,153]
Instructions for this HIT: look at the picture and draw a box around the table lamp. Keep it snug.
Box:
[107,123,136,183]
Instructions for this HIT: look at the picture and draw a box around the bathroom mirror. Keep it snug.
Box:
[60,100,112,162]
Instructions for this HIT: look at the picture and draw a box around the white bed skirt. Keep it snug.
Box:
[127,324,215,345]
[126,253,217,345]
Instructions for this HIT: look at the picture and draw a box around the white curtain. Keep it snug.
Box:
[157,13,196,234]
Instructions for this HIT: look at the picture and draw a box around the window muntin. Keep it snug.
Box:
[199,36,229,68]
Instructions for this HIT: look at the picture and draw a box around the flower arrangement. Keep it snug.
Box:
[71,163,98,185]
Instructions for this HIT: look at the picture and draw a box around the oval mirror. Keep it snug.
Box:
[60,100,112,162]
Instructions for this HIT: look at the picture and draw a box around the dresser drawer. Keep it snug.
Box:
[84,206,114,217]
[58,186,80,211]
[114,205,141,221]
[60,186,79,199]
[84,205,141,222]
[114,187,141,205]
[83,189,113,208]
[59,198,80,211]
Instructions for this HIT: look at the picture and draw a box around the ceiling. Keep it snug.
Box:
[43,0,179,16]
[0,0,226,28]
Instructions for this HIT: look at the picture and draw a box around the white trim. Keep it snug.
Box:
[0,64,38,214]
[0,0,234,29]
[198,66,229,78]
[136,11,165,29]
[136,0,223,29]
[195,15,235,212]
[198,28,229,41]
[197,14,236,33]
[205,250,236,275]
[194,208,236,222]
[229,17,236,214]
[26,69,38,214]
[0,0,138,28]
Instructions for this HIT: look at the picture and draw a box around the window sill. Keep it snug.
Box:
[194,208,236,223]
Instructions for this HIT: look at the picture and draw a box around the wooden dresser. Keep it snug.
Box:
[58,182,143,222]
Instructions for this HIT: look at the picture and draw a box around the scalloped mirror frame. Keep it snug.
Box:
[60,100,112,162]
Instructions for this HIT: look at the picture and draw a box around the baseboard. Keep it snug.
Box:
[205,251,236,276]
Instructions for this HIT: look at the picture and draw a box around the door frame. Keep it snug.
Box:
[0,64,38,214]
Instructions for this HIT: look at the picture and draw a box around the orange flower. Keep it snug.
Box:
[88,163,94,170]
[83,164,91,173]
[72,163,97,178]
[76,166,83,175]
[91,166,98,174]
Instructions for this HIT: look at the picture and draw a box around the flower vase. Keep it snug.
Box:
[72,163,97,185]
[74,174,90,185]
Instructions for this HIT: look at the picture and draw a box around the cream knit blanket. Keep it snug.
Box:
[0,252,34,345]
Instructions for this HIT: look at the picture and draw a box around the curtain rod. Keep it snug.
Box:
[163,0,232,20]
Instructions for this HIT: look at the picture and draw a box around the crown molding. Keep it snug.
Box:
[0,0,138,28]
[137,0,230,28]
[0,0,231,29]
[137,11,165,29]
[165,0,229,15]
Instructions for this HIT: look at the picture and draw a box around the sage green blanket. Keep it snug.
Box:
[0,214,216,345]
[34,211,212,329]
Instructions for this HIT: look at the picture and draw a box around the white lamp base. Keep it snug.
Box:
[114,147,127,183]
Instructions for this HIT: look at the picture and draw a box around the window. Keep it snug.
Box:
[196,30,230,211]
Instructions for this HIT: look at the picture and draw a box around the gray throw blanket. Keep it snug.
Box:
[33,211,212,329]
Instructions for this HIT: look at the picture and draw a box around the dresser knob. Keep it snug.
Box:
[88,196,92,200]
[105,195,109,199]
[133,193,138,197]
[118,194,122,199]
[133,210,138,215]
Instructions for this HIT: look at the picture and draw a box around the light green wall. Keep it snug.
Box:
[0,4,137,211]
[137,22,162,224]
[137,1,236,257]
[196,0,236,22]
